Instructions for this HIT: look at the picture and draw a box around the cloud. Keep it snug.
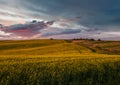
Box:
[40,18,98,37]
[1,0,120,27]
[41,28,81,36]
[0,0,120,31]
[0,19,120,40]
[0,20,54,38]
[0,0,120,40]
[21,0,120,26]
[0,30,11,36]
[0,18,98,39]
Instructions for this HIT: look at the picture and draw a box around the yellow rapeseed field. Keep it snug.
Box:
[0,39,120,85]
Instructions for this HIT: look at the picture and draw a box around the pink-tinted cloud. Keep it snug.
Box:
[0,20,54,38]
[1,17,119,40]
[0,18,100,40]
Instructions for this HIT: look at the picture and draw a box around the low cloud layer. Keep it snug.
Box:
[0,18,101,39]
[0,20,54,38]
[41,28,81,37]
[0,19,120,40]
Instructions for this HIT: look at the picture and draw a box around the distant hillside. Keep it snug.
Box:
[0,39,92,55]
[0,39,120,55]
[72,39,120,55]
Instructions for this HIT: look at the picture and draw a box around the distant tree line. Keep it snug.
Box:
[49,38,102,41]
[72,38,102,41]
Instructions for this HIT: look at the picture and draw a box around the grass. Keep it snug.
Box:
[0,39,120,85]
[72,39,120,55]
[0,39,92,55]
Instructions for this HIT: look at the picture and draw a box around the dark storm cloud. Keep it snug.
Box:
[21,0,120,27]
[1,0,120,28]
[41,28,81,37]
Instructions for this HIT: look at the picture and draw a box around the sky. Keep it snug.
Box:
[0,0,120,40]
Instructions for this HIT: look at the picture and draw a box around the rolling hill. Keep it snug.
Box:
[0,39,120,85]
[0,39,93,55]
[72,39,120,55]
[0,39,120,55]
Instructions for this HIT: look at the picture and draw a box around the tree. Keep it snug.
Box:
[98,39,101,41]
[50,38,53,40]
